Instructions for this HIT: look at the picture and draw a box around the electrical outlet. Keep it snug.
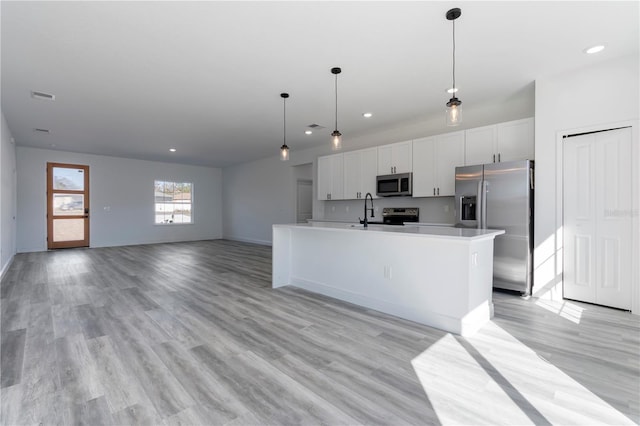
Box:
[346,206,349,212]
[332,206,335,212]
[384,265,392,279]
[444,204,449,213]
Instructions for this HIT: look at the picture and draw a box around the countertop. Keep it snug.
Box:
[275,222,505,241]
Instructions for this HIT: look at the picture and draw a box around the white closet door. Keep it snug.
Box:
[594,128,632,309]
[563,127,632,310]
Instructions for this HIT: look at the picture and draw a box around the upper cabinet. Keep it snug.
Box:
[317,153,344,201]
[464,125,496,165]
[496,118,534,162]
[343,147,378,200]
[464,117,534,165]
[413,131,465,197]
[378,140,412,175]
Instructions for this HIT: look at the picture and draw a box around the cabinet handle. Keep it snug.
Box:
[498,153,501,162]
[493,154,496,163]
[433,188,436,196]
[437,188,440,195]
[327,193,331,200]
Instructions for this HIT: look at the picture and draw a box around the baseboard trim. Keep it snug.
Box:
[225,236,272,246]
[0,255,15,281]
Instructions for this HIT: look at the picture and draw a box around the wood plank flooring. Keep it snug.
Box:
[1,239,638,425]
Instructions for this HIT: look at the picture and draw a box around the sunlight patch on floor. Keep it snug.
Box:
[535,298,584,324]
[411,322,633,425]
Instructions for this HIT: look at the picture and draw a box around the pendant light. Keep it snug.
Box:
[280,93,290,161]
[445,8,462,126]
[330,67,342,150]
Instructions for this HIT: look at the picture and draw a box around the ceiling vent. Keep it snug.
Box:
[31,91,55,101]
[33,128,51,134]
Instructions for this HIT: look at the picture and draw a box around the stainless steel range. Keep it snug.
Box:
[361,207,419,225]
[383,207,419,225]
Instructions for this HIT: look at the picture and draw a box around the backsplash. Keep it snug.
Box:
[320,196,456,224]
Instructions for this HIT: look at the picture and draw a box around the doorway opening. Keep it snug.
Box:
[293,163,313,224]
[47,162,90,249]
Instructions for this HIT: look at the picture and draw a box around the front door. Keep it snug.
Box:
[47,162,90,249]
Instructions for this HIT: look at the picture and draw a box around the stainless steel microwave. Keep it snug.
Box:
[376,173,412,197]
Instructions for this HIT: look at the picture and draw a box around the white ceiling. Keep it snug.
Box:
[1,1,638,168]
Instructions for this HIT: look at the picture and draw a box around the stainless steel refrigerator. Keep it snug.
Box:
[455,160,534,295]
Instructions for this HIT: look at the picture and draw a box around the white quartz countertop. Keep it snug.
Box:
[275,222,505,241]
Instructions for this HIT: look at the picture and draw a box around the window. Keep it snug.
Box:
[154,180,192,224]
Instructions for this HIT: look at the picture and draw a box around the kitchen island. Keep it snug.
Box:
[272,223,504,336]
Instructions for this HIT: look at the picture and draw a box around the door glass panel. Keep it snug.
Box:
[53,218,85,242]
[53,167,85,190]
[53,194,84,215]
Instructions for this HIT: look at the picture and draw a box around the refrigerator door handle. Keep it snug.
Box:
[481,181,488,229]
[476,180,483,229]
[530,168,535,190]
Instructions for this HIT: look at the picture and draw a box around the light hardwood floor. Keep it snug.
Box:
[1,240,638,425]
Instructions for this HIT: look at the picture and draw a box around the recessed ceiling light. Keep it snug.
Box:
[49,143,57,148]
[446,87,459,94]
[304,130,313,135]
[363,112,373,118]
[169,148,177,152]
[584,45,605,54]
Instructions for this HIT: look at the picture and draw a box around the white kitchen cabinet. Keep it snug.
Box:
[496,117,534,162]
[343,147,378,200]
[317,153,344,201]
[464,125,496,165]
[464,117,534,165]
[378,140,412,175]
[413,131,465,197]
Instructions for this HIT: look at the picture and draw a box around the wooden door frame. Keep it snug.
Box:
[47,162,90,249]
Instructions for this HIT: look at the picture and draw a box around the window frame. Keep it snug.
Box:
[153,179,194,225]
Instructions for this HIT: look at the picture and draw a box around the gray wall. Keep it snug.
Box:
[1,113,17,276]
[16,146,223,252]
[533,54,639,309]
[222,89,535,244]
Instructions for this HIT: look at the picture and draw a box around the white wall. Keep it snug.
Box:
[223,91,534,245]
[1,113,18,276]
[534,54,640,313]
[16,146,223,252]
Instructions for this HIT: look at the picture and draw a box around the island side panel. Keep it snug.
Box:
[279,226,493,335]
[272,226,292,288]
[460,238,496,336]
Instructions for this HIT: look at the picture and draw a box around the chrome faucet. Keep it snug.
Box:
[362,192,375,228]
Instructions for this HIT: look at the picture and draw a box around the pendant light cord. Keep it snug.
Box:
[334,73,339,130]
[452,19,456,91]
[283,97,286,145]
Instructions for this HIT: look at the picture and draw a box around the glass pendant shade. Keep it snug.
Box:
[331,130,342,151]
[280,144,289,161]
[446,97,462,126]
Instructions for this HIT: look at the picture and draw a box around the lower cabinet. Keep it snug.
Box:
[413,131,465,197]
